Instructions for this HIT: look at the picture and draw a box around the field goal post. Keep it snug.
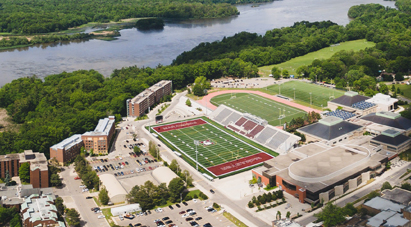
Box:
[232,149,241,160]
[231,93,236,99]
[279,108,286,119]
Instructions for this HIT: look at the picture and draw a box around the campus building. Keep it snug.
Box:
[21,194,65,227]
[370,129,411,154]
[366,93,398,112]
[252,143,389,204]
[0,150,49,188]
[296,116,363,145]
[81,116,116,154]
[126,80,172,117]
[327,91,377,115]
[361,111,411,136]
[50,134,83,165]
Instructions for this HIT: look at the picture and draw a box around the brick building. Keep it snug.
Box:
[21,194,65,227]
[0,150,49,188]
[81,116,116,154]
[50,134,84,165]
[126,80,172,117]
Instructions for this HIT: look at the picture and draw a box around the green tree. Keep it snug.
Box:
[192,76,211,96]
[282,69,289,78]
[401,182,411,191]
[19,162,30,183]
[186,99,192,107]
[50,173,62,187]
[169,159,180,173]
[286,211,291,219]
[379,83,389,95]
[343,203,357,216]
[271,67,281,80]
[99,187,109,205]
[314,203,346,227]
[276,211,281,220]
[9,213,21,227]
[168,177,185,203]
[381,181,393,191]
[133,145,141,154]
[4,170,11,186]
[55,197,66,215]
[66,208,81,227]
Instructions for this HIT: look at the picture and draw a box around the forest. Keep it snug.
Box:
[2,3,411,157]
[0,0,274,34]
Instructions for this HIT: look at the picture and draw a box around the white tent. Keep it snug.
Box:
[111,204,141,216]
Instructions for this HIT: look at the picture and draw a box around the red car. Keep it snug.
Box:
[74,176,80,180]
[122,162,126,166]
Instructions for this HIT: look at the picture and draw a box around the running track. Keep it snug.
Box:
[197,90,321,113]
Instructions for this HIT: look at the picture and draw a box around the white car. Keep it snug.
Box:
[182,213,189,218]
[119,157,123,160]
[136,168,140,172]
[97,215,105,219]
[157,208,163,212]
[193,199,197,203]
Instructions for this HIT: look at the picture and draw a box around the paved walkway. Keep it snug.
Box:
[197,90,321,113]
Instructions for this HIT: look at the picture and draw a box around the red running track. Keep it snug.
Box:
[152,119,207,133]
[197,90,321,113]
[207,152,273,177]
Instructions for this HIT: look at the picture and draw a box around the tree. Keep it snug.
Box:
[286,211,291,219]
[4,170,11,186]
[50,174,62,187]
[133,145,141,154]
[381,181,392,191]
[55,197,66,215]
[169,159,180,173]
[314,203,346,227]
[192,76,211,96]
[248,201,254,208]
[19,162,30,183]
[282,69,289,78]
[186,99,192,107]
[271,67,281,80]
[66,208,81,227]
[99,187,109,205]
[343,203,357,216]
[276,211,281,220]
[401,182,411,191]
[379,83,388,94]
[168,177,185,203]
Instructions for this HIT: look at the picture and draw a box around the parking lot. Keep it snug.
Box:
[90,153,160,179]
[114,200,232,227]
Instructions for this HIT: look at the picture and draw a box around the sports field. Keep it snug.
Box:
[152,118,274,177]
[259,39,376,76]
[210,93,307,126]
[265,81,345,108]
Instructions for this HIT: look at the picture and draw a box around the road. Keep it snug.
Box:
[54,166,109,227]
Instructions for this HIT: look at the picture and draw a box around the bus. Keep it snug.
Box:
[202,173,214,181]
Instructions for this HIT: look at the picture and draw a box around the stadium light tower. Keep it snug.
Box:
[293,88,295,100]
[194,140,199,170]
[279,83,281,95]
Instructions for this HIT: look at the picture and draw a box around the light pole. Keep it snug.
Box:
[279,83,281,95]
[194,140,199,170]
[180,193,183,203]
[309,92,312,106]
[293,88,295,100]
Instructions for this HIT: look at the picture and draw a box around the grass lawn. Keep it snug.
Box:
[186,189,202,199]
[223,211,248,227]
[394,84,411,100]
[210,93,307,126]
[259,39,376,76]
[263,80,346,108]
[102,208,115,226]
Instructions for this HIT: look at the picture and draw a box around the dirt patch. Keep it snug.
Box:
[0,108,17,132]
[90,31,116,36]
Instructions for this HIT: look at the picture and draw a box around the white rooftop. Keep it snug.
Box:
[364,197,405,213]
[384,213,409,227]
[111,203,141,216]
[83,116,115,136]
[367,93,398,105]
[272,219,302,227]
[50,134,82,150]
[21,195,59,225]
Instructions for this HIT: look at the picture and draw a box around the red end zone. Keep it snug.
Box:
[207,152,273,176]
[152,119,207,133]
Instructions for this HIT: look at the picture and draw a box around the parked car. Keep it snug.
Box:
[168,205,173,210]
[162,217,170,221]
[183,202,188,206]
[195,217,202,221]
[86,196,93,199]
[210,189,215,194]
[74,176,80,180]
[176,204,181,208]
[97,215,105,219]
[179,211,186,214]
[185,218,193,221]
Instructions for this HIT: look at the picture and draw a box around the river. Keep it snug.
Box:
[0,0,395,86]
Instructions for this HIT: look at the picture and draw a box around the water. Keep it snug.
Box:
[0,0,395,86]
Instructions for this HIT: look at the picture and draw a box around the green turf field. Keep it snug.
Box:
[265,81,345,108]
[259,39,376,76]
[210,93,307,126]
[155,120,264,168]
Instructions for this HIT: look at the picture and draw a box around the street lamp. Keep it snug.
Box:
[293,88,295,100]
[279,83,281,95]
[194,140,199,170]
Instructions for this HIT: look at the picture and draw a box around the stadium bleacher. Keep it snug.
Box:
[243,120,258,131]
[221,112,242,126]
[352,101,376,110]
[214,108,233,123]
[227,125,239,132]
[235,117,247,126]
[255,127,278,144]
[248,125,264,138]
[324,109,356,120]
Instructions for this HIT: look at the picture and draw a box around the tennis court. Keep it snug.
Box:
[210,93,307,126]
[152,118,274,177]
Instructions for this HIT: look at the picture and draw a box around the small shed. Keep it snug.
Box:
[111,203,141,216]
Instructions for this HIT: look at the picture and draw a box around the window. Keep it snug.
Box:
[282,180,296,191]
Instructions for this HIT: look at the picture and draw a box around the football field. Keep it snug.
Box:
[266,81,345,107]
[210,93,307,126]
[152,118,274,177]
